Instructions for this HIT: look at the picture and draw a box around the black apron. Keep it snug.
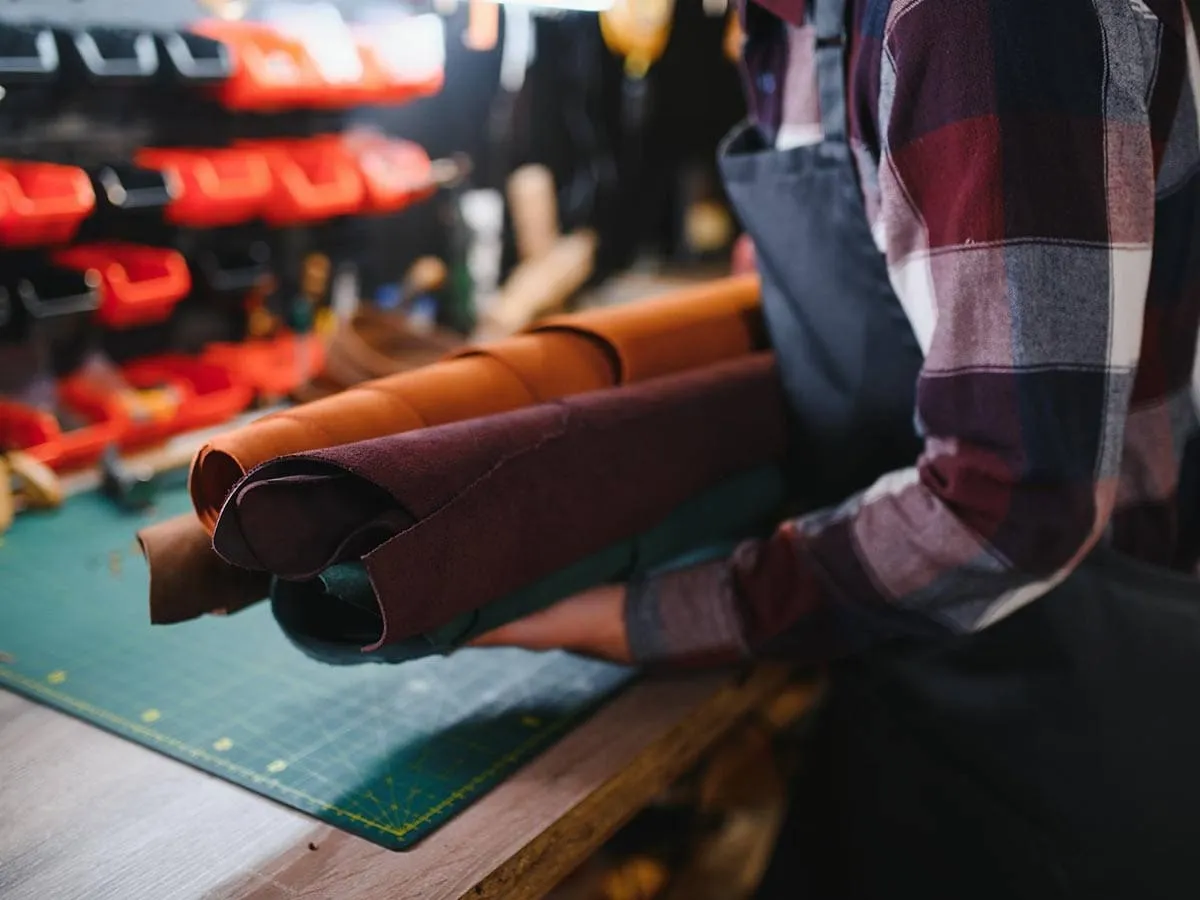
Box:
[718,1,1200,897]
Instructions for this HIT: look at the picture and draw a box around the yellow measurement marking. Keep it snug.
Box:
[46,670,67,685]
[266,760,288,774]
[213,737,234,752]
[521,716,541,728]
[141,709,161,723]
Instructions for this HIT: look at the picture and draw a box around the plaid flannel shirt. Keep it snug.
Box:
[625,0,1200,665]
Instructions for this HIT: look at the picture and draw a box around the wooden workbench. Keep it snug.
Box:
[0,665,791,899]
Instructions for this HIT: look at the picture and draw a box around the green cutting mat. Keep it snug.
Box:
[0,487,633,849]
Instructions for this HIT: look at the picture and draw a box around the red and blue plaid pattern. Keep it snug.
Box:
[626,0,1200,665]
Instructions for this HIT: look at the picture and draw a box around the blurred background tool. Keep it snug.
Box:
[99,443,158,511]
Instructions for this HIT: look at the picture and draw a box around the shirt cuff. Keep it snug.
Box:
[624,557,747,667]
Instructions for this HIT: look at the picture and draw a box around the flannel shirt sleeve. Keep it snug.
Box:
[625,0,1157,666]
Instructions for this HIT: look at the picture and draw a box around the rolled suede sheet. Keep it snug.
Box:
[188,274,763,532]
[270,466,785,664]
[213,353,786,649]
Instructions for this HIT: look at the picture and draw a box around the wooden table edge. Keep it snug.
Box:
[466,664,797,900]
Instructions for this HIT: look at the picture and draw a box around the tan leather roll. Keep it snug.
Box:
[532,273,763,383]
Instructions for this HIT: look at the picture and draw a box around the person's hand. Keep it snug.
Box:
[468,584,632,664]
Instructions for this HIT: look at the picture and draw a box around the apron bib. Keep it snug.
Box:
[718,0,921,506]
[720,2,1200,896]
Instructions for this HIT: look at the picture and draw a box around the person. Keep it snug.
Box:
[476,0,1200,896]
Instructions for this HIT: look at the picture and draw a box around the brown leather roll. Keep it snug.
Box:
[138,514,270,625]
[188,275,764,533]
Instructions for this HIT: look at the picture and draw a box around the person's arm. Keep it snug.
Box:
[618,0,1157,666]
[475,0,1157,667]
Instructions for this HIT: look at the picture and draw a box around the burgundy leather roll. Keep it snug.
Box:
[212,353,787,647]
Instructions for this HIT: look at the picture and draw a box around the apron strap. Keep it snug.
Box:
[812,0,848,144]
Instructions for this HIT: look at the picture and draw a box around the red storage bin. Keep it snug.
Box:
[239,137,364,225]
[191,20,326,111]
[121,355,254,446]
[51,382,131,470]
[137,147,272,227]
[342,134,435,215]
[202,331,326,399]
[54,243,191,329]
[192,15,438,112]
[0,161,95,247]
[350,13,445,106]
[0,396,126,471]
[255,4,381,109]
[343,43,394,107]
[354,40,443,106]
[58,355,254,451]
[0,401,59,459]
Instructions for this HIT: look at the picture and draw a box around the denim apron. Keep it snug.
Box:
[719,1,1200,897]
[718,1,921,506]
